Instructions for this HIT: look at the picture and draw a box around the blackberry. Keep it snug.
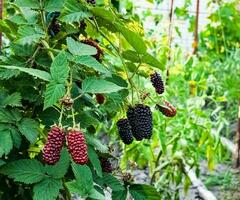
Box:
[81,39,103,61]
[66,129,88,165]
[117,119,133,145]
[150,72,165,94]
[96,93,105,104]
[86,0,96,4]
[156,100,177,117]
[100,157,112,173]
[127,104,153,140]
[43,126,65,165]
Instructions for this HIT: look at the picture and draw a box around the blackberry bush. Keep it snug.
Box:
[117,118,134,144]
[150,72,165,94]
[42,126,65,165]
[66,129,88,165]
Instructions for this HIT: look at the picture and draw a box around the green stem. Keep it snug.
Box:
[71,107,76,128]
[41,40,55,60]
[39,0,47,33]
[58,105,64,127]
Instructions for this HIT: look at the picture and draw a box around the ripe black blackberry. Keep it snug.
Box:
[96,93,105,104]
[127,104,153,140]
[156,100,177,117]
[81,39,103,61]
[150,72,165,94]
[86,0,96,4]
[43,126,65,165]
[117,118,133,145]
[100,157,112,173]
[66,129,88,165]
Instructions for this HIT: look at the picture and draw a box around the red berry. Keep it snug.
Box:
[43,126,65,165]
[157,100,177,117]
[66,129,88,165]
[96,94,105,104]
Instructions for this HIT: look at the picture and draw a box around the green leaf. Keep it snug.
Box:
[0,68,20,80]
[0,65,51,81]
[10,126,22,149]
[112,189,127,200]
[2,92,22,107]
[66,180,82,196]
[88,187,105,200]
[88,146,102,177]
[44,0,64,12]
[91,7,116,23]
[71,163,93,196]
[82,78,124,94]
[45,148,70,179]
[44,81,65,109]
[18,118,39,144]
[118,25,147,54]
[50,51,69,83]
[33,178,63,200]
[0,159,45,184]
[0,129,13,157]
[129,184,161,200]
[142,53,164,70]
[17,26,44,45]
[85,134,108,153]
[61,0,91,23]
[67,37,97,56]
[122,50,140,63]
[73,55,108,73]
[0,108,17,123]
[15,0,39,8]
[97,173,124,192]
[0,159,5,167]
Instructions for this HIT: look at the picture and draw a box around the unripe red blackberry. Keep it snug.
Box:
[66,129,88,165]
[81,39,103,61]
[43,126,65,165]
[156,100,177,117]
[150,72,164,94]
[127,104,153,140]
[100,157,112,173]
[96,94,105,104]
[117,118,133,145]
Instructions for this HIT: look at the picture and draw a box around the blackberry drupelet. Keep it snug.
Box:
[150,72,165,94]
[43,126,65,165]
[156,100,177,117]
[117,118,133,145]
[66,129,88,165]
[81,39,103,61]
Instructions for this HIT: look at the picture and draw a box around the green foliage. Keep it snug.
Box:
[129,184,162,200]
[18,118,39,143]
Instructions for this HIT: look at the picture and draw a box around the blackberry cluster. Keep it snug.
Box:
[117,119,133,145]
[150,72,165,94]
[86,0,96,4]
[100,157,112,173]
[96,94,105,104]
[81,39,103,61]
[66,130,88,165]
[43,126,65,165]
[127,104,153,140]
[156,100,177,117]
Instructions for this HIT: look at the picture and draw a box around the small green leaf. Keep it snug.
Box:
[50,51,69,84]
[17,26,44,45]
[122,50,140,63]
[97,173,124,192]
[18,118,39,144]
[15,0,39,8]
[112,189,127,200]
[89,187,105,200]
[44,81,65,109]
[117,25,147,54]
[129,184,161,200]
[0,68,20,80]
[0,108,19,123]
[33,178,63,200]
[0,65,51,81]
[73,55,108,73]
[45,148,70,179]
[66,180,82,196]
[91,7,116,23]
[67,37,97,56]
[0,129,13,157]
[142,53,164,70]
[82,77,124,94]
[10,126,22,149]
[0,159,5,167]
[85,134,108,153]
[88,146,102,177]
[2,92,22,107]
[44,0,64,12]
[0,159,45,184]
[71,163,93,196]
